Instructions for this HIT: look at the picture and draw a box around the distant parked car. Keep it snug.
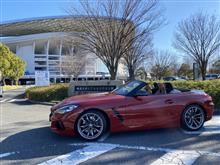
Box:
[205,74,219,80]
[163,76,186,81]
[179,76,189,80]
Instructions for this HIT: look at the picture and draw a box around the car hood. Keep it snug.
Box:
[51,92,123,112]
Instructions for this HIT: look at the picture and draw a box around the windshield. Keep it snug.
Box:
[113,80,143,96]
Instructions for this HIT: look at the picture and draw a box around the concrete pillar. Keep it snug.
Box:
[59,40,62,77]
[32,42,35,55]
[46,40,50,72]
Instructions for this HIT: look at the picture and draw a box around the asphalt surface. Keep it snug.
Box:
[0,87,220,165]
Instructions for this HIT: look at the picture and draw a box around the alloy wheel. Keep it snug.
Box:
[77,112,104,140]
[184,105,204,130]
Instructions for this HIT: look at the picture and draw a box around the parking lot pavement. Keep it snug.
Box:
[1,88,220,165]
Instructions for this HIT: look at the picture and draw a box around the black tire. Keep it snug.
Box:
[181,104,205,131]
[76,110,107,141]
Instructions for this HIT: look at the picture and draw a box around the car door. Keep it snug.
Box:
[120,94,177,129]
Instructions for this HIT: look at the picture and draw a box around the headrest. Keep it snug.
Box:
[164,82,173,93]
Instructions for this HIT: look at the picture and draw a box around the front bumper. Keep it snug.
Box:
[204,101,214,121]
[49,112,76,136]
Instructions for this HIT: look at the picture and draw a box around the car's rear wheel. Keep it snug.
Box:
[76,110,107,140]
[181,104,205,131]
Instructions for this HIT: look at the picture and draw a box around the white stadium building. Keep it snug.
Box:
[0,16,127,84]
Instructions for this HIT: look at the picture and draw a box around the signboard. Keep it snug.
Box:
[35,71,50,86]
[75,86,116,92]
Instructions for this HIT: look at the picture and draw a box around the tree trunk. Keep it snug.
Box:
[201,68,206,80]
[200,62,207,80]
[15,79,18,85]
[109,70,117,80]
[128,68,135,81]
[108,65,118,80]
[110,72,116,80]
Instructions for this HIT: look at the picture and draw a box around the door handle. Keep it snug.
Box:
[165,99,174,104]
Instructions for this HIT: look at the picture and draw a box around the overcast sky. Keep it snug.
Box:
[1,0,220,56]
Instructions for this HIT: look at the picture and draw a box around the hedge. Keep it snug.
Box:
[26,80,220,108]
[171,80,220,108]
[26,84,69,102]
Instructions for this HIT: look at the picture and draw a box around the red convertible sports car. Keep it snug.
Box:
[50,80,214,140]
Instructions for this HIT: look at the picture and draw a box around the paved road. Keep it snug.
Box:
[0,88,220,165]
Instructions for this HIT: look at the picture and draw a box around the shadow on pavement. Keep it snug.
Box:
[1,122,220,162]
[0,127,83,161]
[106,128,220,152]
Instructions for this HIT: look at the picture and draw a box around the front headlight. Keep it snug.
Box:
[55,104,79,114]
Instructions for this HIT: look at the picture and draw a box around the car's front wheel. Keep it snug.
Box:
[181,104,205,131]
[76,110,107,140]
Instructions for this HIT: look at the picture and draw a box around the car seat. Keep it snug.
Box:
[164,82,174,94]
[152,82,159,94]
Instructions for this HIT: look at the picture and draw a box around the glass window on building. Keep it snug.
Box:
[49,40,60,55]
[35,61,47,66]
[35,40,47,54]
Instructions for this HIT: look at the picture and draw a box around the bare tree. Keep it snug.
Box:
[67,0,165,80]
[61,39,86,80]
[135,67,148,80]
[169,55,181,76]
[178,63,193,78]
[150,50,174,80]
[209,58,220,73]
[123,33,153,80]
[173,12,220,80]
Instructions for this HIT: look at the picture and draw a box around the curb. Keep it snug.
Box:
[27,99,59,106]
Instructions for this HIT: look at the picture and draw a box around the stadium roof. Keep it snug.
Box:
[0,16,91,37]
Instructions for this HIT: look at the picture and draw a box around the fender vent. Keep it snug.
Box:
[111,108,124,123]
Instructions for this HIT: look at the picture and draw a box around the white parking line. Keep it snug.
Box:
[38,143,116,165]
[4,142,220,165]
[183,116,220,135]
[70,142,220,157]
[150,150,201,165]
[69,143,220,165]
[0,152,16,158]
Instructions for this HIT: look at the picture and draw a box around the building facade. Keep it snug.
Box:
[0,16,127,83]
